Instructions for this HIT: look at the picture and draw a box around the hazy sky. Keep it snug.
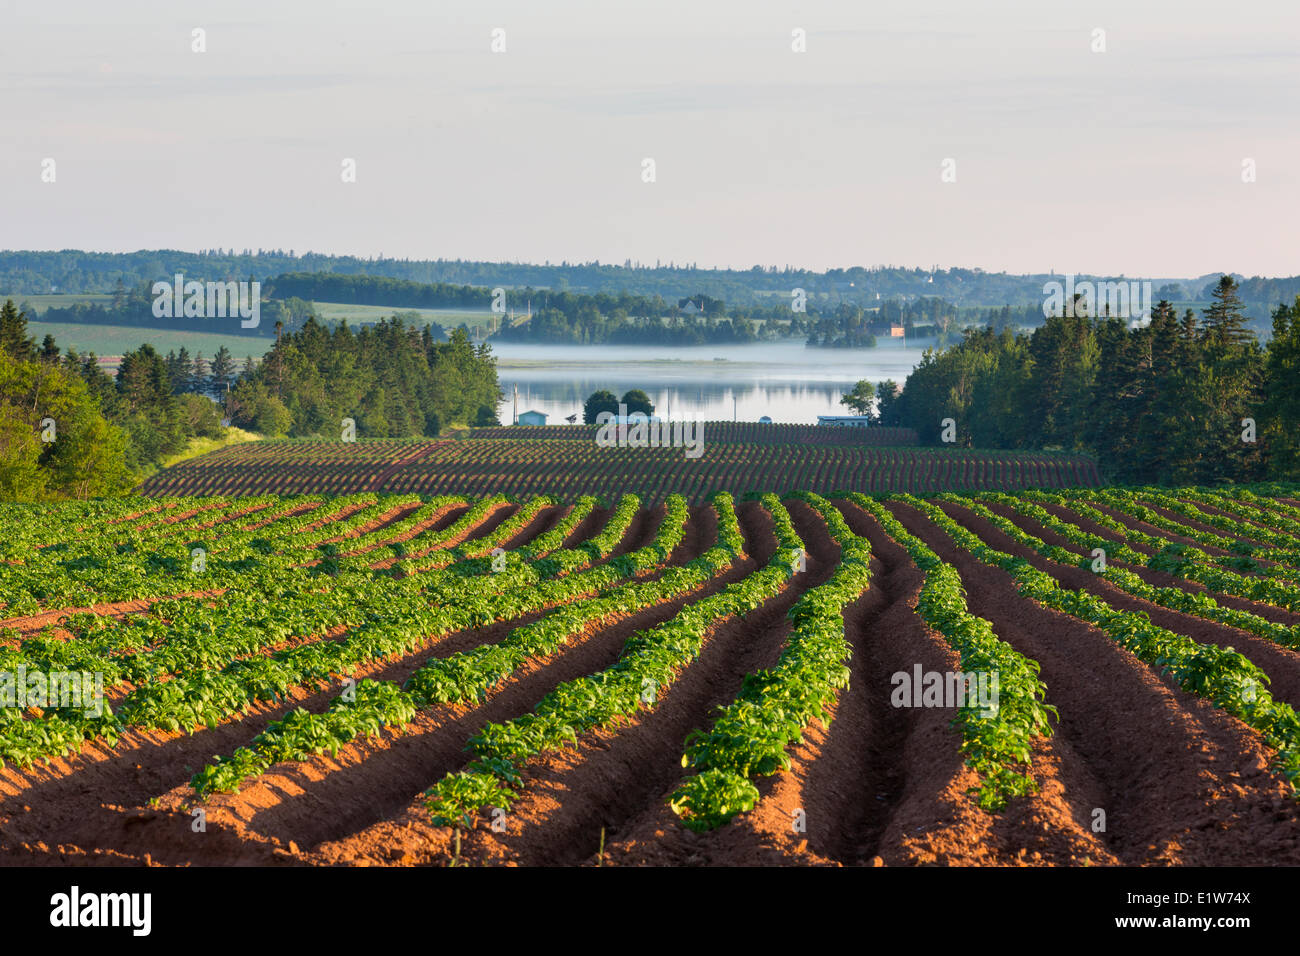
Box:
[2,0,1296,277]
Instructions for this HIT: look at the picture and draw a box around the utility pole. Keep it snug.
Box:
[274,320,283,400]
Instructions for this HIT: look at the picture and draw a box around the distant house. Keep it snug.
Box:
[680,300,702,316]
[817,415,871,428]
[517,410,547,426]
[598,413,661,425]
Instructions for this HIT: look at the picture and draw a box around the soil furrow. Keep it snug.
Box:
[888,499,1300,866]
[0,507,689,864]
[273,502,774,866]
[448,499,829,866]
[952,502,1300,708]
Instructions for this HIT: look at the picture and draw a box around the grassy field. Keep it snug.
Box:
[15,298,495,362]
[309,301,496,330]
[5,293,114,310]
[25,320,270,363]
[155,427,262,469]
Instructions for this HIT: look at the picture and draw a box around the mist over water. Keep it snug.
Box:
[492,340,933,424]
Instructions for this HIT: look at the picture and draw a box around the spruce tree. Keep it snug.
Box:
[192,352,209,395]
[209,346,235,395]
[0,299,35,360]
[1202,275,1254,351]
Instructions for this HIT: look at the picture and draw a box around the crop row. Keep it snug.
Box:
[1031,492,1300,610]
[377,440,1102,503]
[901,494,1300,793]
[850,494,1058,810]
[0,496,621,767]
[468,422,922,447]
[190,494,708,796]
[423,493,801,828]
[970,492,1300,646]
[669,492,869,829]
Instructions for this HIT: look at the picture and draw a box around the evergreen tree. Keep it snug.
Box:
[192,352,209,395]
[117,344,172,414]
[0,299,35,360]
[1261,297,1300,478]
[1196,277,1265,482]
[165,347,194,393]
[209,346,235,396]
[1202,276,1255,352]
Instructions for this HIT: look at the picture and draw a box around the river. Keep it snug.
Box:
[490,339,934,424]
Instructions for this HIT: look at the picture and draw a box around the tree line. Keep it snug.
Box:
[226,317,501,439]
[0,302,502,500]
[0,300,212,496]
[6,249,1298,313]
[34,281,313,338]
[882,277,1300,484]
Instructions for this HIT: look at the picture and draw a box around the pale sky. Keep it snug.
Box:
[1,0,1296,278]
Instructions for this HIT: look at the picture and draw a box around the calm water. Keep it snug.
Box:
[491,340,934,425]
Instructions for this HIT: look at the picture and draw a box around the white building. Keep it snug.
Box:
[817,415,871,428]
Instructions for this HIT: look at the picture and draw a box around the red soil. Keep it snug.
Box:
[4,497,1299,867]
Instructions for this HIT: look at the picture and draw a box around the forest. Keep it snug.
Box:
[883,277,1300,484]
[33,281,314,339]
[0,302,500,500]
[227,317,501,439]
[6,249,1296,314]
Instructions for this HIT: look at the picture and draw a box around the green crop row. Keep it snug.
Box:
[1103,489,1300,555]
[852,494,1057,811]
[903,495,1300,795]
[1178,489,1300,544]
[1025,491,1300,610]
[0,495,634,768]
[969,493,1300,647]
[189,495,707,796]
[1,495,470,679]
[669,492,867,830]
[422,493,799,829]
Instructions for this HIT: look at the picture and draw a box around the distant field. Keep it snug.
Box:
[6,293,114,310]
[309,301,495,329]
[24,320,269,365]
[7,294,495,358]
[138,428,1100,499]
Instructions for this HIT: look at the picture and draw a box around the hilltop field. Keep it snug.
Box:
[3,439,1300,865]
[137,427,1101,500]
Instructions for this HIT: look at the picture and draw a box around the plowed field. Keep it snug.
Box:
[3,483,1299,866]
